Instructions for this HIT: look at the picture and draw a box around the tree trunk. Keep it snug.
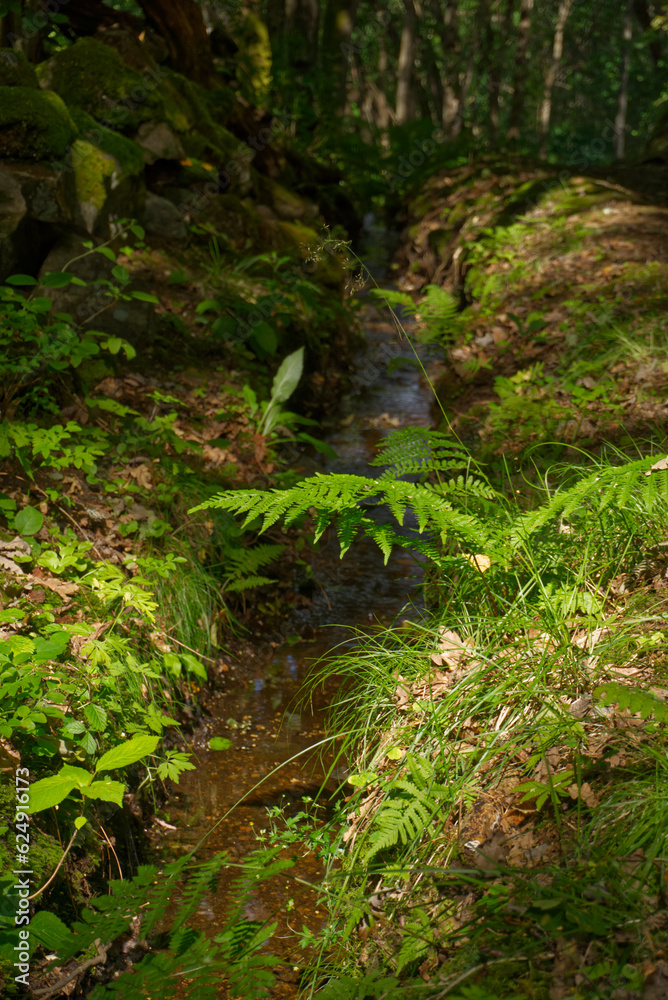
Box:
[614,0,633,159]
[459,0,487,129]
[429,0,461,136]
[136,0,217,86]
[396,0,416,124]
[486,0,515,143]
[506,0,534,141]
[319,0,359,121]
[538,0,574,158]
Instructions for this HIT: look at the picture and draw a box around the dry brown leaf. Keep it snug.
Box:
[645,456,668,476]
[431,627,471,669]
[26,572,79,597]
[129,463,153,489]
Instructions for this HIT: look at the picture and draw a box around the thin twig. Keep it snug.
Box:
[32,939,108,997]
[162,632,218,664]
[28,830,79,901]
[98,824,123,881]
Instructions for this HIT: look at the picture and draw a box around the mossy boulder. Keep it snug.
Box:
[255,175,317,221]
[0,87,78,161]
[0,48,39,88]
[69,138,144,234]
[68,107,145,175]
[276,221,344,287]
[38,37,242,170]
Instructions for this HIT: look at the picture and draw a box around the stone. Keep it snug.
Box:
[143,192,187,242]
[38,233,156,351]
[1,163,73,225]
[0,86,78,161]
[135,122,185,164]
[0,168,27,238]
[0,167,27,278]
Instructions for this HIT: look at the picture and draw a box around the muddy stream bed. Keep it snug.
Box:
[152,223,440,996]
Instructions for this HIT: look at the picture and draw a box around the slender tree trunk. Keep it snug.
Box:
[136,0,218,86]
[486,0,515,142]
[428,0,461,136]
[396,0,416,124]
[459,0,487,127]
[319,0,359,121]
[614,0,633,159]
[506,0,534,141]
[538,0,574,158]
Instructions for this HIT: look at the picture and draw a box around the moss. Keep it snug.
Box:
[0,48,38,88]
[0,87,78,161]
[68,107,144,176]
[37,38,168,132]
[39,39,240,166]
[71,139,116,216]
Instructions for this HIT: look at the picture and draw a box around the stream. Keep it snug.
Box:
[153,220,441,996]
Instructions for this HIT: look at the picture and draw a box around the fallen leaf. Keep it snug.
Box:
[646,456,668,476]
[129,464,153,489]
[466,553,492,572]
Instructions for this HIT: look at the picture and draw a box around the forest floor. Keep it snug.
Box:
[2,159,668,999]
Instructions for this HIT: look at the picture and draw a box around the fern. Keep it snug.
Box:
[363,755,451,863]
[29,848,291,1000]
[222,542,285,593]
[371,427,473,480]
[595,682,668,721]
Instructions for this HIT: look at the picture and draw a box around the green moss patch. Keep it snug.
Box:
[0,87,78,161]
[0,48,38,88]
[69,107,144,176]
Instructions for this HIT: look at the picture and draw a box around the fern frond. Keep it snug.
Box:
[371,427,471,480]
[509,457,663,548]
[363,756,451,862]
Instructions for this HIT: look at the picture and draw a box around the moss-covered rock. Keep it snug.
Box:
[37,38,167,131]
[69,138,144,234]
[0,48,38,88]
[276,220,344,287]
[38,37,242,169]
[255,175,317,220]
[0,87,78,162]
[68,107,145,176]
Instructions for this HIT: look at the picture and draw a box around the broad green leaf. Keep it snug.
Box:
[96,247,117,262]
[27,774,79,813]
[208,737,231,751]
[14,505,44,536]
[83,780,125,806]
[74,816,88,830]
[111,264,130,286]
[195,298,219,314]
[95,735,160,773]
[30,910,72,950]
[84,704,108,732]
[5,274,37,286]
[40,271,74,288]
[130,291,159,303]
[33,630,70,662]
[58,764,93,787]
[250,321,278,356]
[270,347,304,405]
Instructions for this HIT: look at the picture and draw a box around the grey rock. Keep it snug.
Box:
[143,192,187,242]
[135,122,186,164]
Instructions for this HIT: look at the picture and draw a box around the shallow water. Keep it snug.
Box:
[156,225,440,995]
